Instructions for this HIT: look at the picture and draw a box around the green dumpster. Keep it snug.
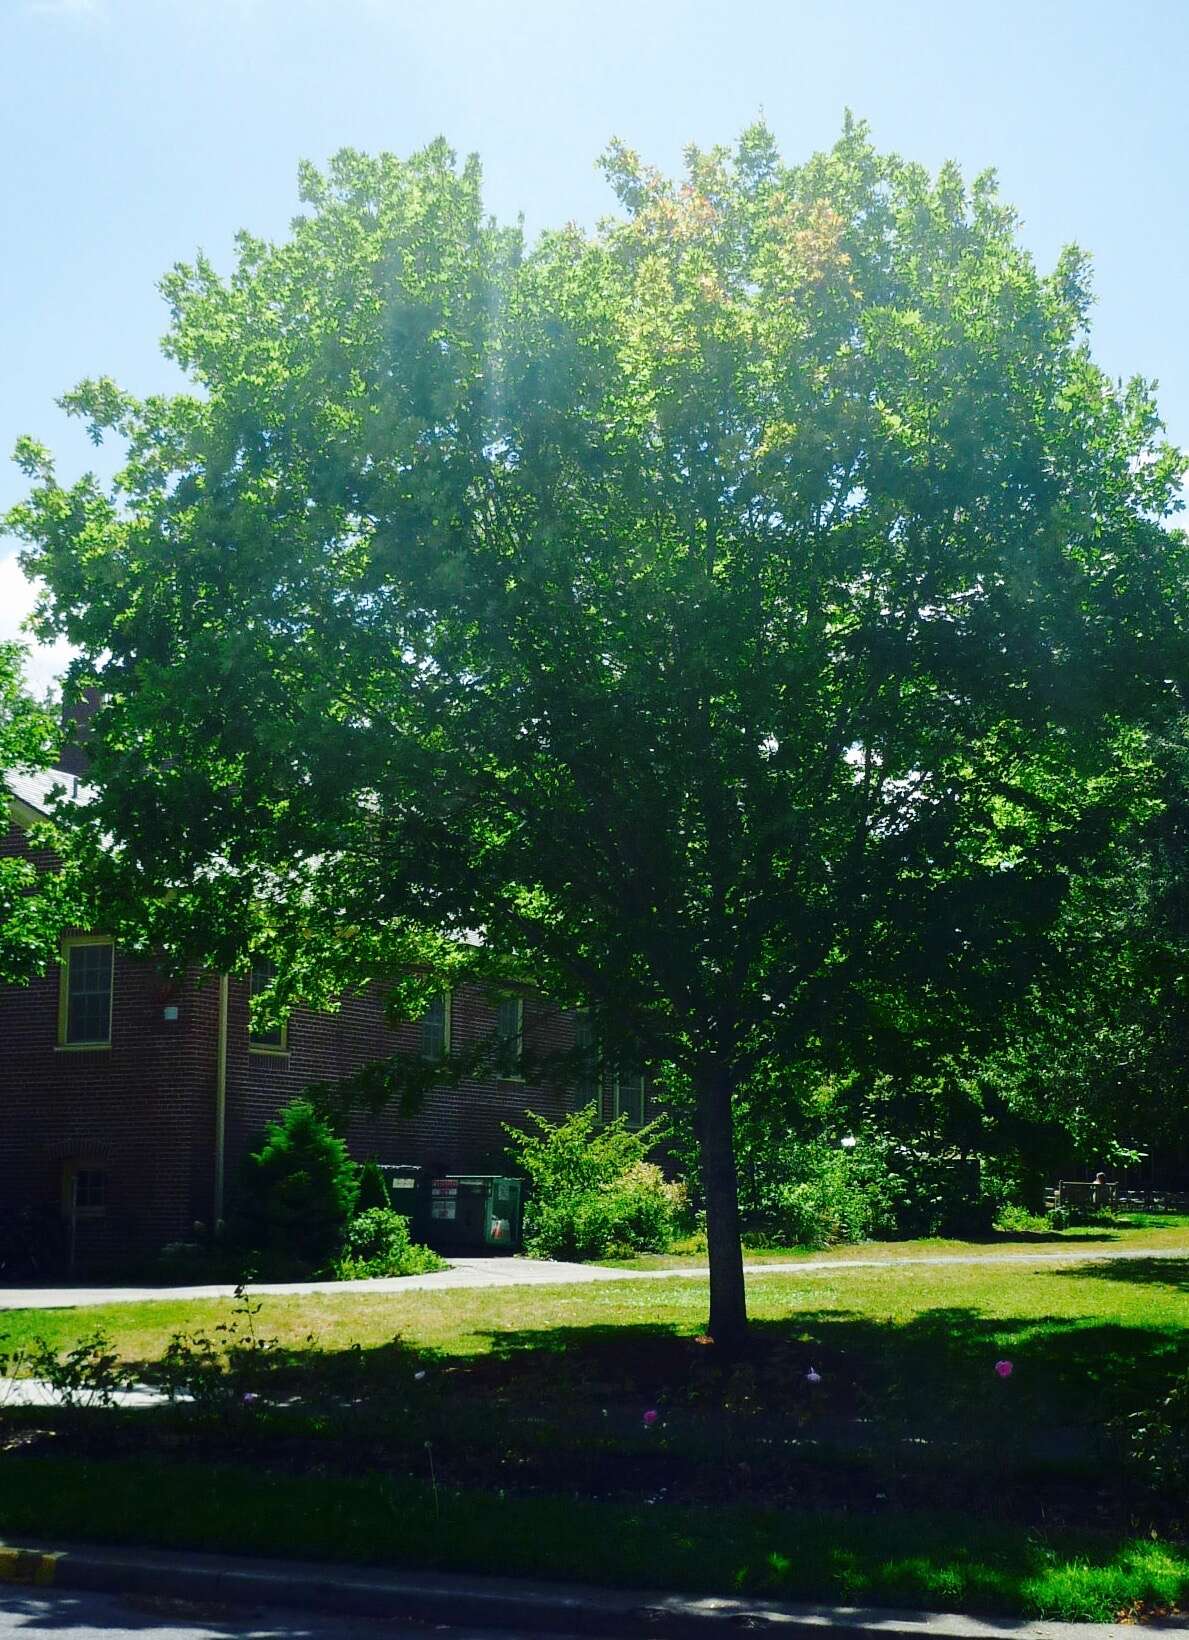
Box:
[375,1164,428,1235]
[428,1174,523,1252]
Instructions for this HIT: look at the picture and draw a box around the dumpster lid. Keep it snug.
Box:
[432,1173,519,1184]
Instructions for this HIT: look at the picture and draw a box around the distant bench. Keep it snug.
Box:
[1044,1182,1189,1213]
[1045,1180,1117,1212]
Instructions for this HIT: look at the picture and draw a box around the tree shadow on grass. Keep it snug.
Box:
[419,1305,1187,1526]
[1054,1257,1189,1292]
[20,1299,1187,1535]
[457,1301,1187,1458]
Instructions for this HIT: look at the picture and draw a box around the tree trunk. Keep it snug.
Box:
[695,1057,748,1352]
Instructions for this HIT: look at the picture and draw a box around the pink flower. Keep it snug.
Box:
[994,1360,1014,1379]
[642,1408,659,1427]
[806,1367,822,1385]
[242,1391,259,1405]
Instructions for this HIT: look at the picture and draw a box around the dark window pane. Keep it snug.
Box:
[66,943,112,1044]
[250,963,285,1047]
[574,1013,600,1109]
[496,998,522,1076]
[421,993,448,1061]
[74,1170,106,1209]
[616,1074,645,1127]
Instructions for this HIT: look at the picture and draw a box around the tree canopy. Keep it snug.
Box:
[0,642,76,983]
[8,121,1187,1342]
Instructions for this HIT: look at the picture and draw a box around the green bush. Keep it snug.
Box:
[736,1128,1009,1248]
[863,1142,999,1239]
[994,1203,1050,1234]
[1125,1372,1189,1499]
[22,1331,129,1409]
[741,1139,895,1250]
[356,1159,392,1215]
[235,1099,359,1270]
[335,1208,446,1279]
[504,1105,683,1261]
[154,1286,284,1415]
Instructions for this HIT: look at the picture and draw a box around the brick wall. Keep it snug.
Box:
[0,821,218,1265]
[224,980,585,1198]
[2,812,657,1267]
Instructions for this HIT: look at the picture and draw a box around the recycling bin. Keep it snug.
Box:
[427,1174,523,1252]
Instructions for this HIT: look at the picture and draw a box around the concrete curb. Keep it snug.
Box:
[0,1540,1182,1638]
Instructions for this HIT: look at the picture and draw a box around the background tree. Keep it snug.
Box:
[0,641,78,983]
[8,123,1187,1346]
[969,716,1189,1178]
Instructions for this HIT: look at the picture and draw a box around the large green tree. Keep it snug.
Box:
[8,123,1187,1344]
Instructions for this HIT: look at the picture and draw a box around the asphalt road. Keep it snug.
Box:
[0,1587,589,1639]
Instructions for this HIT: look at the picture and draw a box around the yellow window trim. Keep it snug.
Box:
[57,936,114,1050]
[248,1015,289,1055]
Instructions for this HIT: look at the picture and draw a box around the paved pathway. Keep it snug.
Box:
[0,1587,572,1639]
[0,1241,1185,1312]
[0,1539,1168,1639]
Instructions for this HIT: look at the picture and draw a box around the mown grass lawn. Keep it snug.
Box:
[1,1227,1186,1621]
[598,1213,1189,1268]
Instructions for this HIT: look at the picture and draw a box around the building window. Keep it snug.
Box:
[249,961,288,1052]
[58,938,114,1048]
[496,997,524,1079]
[61,1163,107,1218]
[614,1072,646,1127]
[574,1011,601,1113]
[421,991,451,1061]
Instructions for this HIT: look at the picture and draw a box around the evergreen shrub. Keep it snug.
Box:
[235,1099,359,1269]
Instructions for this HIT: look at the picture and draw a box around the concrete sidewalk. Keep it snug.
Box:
[0,1242,1186,1311]
[1,1540,1180,1639]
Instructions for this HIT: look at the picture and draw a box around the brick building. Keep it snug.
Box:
[2,766,649,1269]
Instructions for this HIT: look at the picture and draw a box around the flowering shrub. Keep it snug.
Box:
[504,1105,684,1260]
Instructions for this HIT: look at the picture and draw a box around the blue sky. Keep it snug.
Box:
[3,0,1187,688]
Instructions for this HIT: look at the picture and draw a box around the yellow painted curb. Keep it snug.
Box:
[0,1546,58,1586]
